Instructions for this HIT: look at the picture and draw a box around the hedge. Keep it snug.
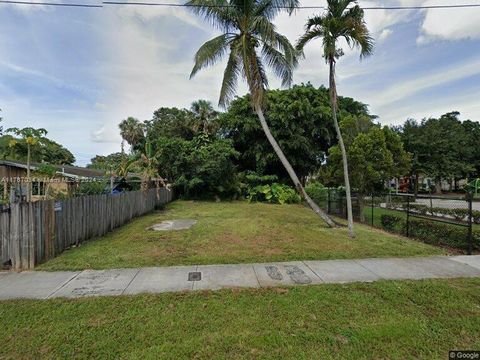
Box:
[380,214,479,250]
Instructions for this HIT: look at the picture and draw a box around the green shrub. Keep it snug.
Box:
[409,204,428,215]
[305,182,328,204]
[473,210,480,224]
[380,215,404,233]
[248,183,301,205]
[379,214,479,250]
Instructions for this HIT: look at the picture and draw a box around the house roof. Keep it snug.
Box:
[0,160,106,179]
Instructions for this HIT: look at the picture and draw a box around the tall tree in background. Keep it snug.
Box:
[119,117,145,153]
[296,0,374,237]
[187,0,335,227]
[6,127,48,201]
[190,100,219,135]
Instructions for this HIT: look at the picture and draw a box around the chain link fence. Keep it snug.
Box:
[312,189,479,254]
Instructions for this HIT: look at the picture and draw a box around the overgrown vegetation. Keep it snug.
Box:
[37,201,443,271]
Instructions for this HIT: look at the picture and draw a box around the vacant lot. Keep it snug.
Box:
[37,201,445,271]
[0,278,479,359]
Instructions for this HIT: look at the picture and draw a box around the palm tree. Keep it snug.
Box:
[119,117,145,153]
[187,0,335,227]
[296,0,374,237]
[135,139,165,199]
[190,99,218,135]
[6,127,48,202]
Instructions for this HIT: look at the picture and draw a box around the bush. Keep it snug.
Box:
[409,204,428,215]
[379,214,479,250]
[305,182,328,204]
[247,183,301,204]
[380,215,403,233]
[473,210,480,224]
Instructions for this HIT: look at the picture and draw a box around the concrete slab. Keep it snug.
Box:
[355,258,437,280]
[253,262,322,287]
[194,264,259,291]
[147,219,197,231]
[51,269,139,298]
[403,257,480,278]
[450,255,480,270]
[0,271,79,300]
[304,259,381,283]
[124,266,196,295]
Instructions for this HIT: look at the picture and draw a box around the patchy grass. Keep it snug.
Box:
[0,278,479,359]
[37,201,445,271]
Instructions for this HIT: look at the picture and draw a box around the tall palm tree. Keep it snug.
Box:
[190,99,218,135]
[188,0,335,227]
[119,117,145,153]
[296,0,374,237]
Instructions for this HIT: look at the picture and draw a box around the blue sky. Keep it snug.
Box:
[1,0,479,165]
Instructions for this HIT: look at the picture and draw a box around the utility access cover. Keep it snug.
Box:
[147,219,197,231]
[188,272,202,281]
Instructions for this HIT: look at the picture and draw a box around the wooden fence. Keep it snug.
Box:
[0,188,173,270]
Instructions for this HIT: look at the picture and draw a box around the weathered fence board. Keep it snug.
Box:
[0,188,172,270]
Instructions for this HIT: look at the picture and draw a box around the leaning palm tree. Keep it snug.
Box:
[187,0,335,227]
[296,0,374,237]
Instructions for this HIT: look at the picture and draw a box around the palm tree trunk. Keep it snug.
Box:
[329,59,355,237]
[255,106,336,228]
[26,144,31,202]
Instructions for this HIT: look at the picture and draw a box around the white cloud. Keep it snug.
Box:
[418,0,480,43]
[378,28,393,42]
[370,56,480,109]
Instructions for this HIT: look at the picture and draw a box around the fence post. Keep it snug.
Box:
[406,195,410,237]
[371,194,374,226]
[467,193,473,255]
[327,189,331,214]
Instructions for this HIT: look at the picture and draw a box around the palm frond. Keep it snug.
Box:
[295,27,324,52]
[219,47,241,108]
[254,0,299,20]
[261,43,293,87]
[186,0,236,30]
[190,34,233,78]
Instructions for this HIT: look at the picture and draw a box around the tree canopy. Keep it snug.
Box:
[396,111,477,192]
[219,83,372,184]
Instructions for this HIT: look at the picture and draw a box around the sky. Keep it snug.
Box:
[0,0,479,166]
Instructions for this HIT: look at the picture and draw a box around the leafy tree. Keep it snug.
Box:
[326,116,410,221]
[220,84,372,183]
[146,107,198,141]
[296,0,374,236]
[154,135,239,199]
[187,0,335,226]
[6,127,48,201]
[87,153,124,171]
[462,119,480,179]
[0,109,3,135]
[397,112,474,194]
[119,117,145,153]
[0,134,74,165]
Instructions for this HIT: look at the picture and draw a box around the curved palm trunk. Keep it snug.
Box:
[255,106,336,228]
[329,59,355,237]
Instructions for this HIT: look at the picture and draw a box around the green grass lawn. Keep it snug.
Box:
[37,201,445,271]
[1,278,479,359]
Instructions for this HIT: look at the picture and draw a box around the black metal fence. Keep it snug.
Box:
[313,190,479,254]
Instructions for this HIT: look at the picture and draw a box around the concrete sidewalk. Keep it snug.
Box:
[0,256,479,300]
